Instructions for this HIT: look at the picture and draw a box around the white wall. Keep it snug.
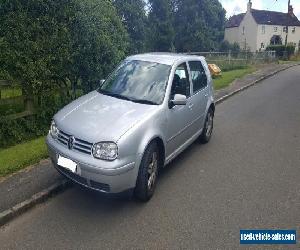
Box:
[224,10,258,52]
[287,26,300,51]
[257,24,300,51]
[238,11,258,51]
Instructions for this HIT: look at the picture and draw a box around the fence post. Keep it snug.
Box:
[228,50,231,65]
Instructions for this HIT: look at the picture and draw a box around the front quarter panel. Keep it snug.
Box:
[117,106,167,170]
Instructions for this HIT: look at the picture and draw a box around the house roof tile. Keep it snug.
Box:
[226,9,300,28]
[225,13,245,28]
[251,9,300,26]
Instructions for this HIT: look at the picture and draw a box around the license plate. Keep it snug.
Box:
[57,155,77,173]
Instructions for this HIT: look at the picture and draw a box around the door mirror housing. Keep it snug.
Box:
[170,94,187,108]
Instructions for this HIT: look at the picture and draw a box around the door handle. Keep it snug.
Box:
[204,93,208,97]
[188,103,194,109]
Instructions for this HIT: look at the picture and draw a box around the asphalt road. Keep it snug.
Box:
[1,66,300,250]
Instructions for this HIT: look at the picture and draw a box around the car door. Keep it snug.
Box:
[166,62,194,158]
[187,60,209,135]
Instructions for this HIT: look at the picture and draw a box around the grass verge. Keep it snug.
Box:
[213,66,256,90]
[278,60,300,64]
[0,136,48,178]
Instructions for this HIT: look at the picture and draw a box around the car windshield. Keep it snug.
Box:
[98,60,171,105]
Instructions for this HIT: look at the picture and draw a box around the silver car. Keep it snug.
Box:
[46,53,215,201]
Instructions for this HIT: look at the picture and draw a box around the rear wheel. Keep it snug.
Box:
[134,142,159,202]
[199,108,214,144]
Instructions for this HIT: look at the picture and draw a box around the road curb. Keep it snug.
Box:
[215,63,299,105]
[0,63,299,227]
[0,180,71,227]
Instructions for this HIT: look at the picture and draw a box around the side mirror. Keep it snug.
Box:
[99,79,105,86]
[170,94,187,108]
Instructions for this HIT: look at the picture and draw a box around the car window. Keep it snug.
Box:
[188,61,207,93]
[170,63,190,99]
[99,60,171,105]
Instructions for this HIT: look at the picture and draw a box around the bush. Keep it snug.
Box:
[266,45,295,59]
[0,91,69,148]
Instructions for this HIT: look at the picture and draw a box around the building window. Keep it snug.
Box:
[283,27,287,33]
[274,27,278,32]
[242,26,245,35]
[261,43,265,49]
[292,27,296,33]
[262,26,265,34]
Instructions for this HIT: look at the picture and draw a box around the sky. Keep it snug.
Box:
[219,0,300,19]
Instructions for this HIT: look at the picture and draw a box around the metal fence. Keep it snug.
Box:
[0,80,34,120]
[186,51,277,71]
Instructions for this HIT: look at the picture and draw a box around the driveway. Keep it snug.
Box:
[0,66,299,249]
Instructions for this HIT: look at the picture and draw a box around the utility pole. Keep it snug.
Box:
[282,0,291,59]
[285,0,290,46]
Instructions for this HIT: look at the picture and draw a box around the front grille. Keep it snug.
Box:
[57,130,93,155]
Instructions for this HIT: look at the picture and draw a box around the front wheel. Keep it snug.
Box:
[199,108,214,144]
[134,142,159,202]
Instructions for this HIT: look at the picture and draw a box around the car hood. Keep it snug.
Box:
[54,91,157,143]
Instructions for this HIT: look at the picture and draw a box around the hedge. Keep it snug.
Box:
[266,45,295,59]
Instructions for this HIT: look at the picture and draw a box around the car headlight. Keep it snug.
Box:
[92,142,118,161]
[50,120,59,139]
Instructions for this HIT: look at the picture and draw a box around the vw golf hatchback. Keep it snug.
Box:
[47,53,215,201]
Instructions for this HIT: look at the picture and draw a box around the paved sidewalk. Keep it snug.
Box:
[0,62,299,218]
[0,159,65,213]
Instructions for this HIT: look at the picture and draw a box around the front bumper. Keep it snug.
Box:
[46,134,139,193]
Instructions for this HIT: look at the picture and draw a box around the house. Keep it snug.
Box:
[224,0,300,52]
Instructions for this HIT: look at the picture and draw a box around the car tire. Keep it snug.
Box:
[134,142,159,202]
[199,108,214,144]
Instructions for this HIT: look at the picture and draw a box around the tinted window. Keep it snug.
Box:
[189,61,207,93]
[170,63,190,99]
[100,60,171,105]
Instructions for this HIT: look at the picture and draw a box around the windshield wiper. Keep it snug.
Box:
[98,89,158,105]
[131,99,158,105]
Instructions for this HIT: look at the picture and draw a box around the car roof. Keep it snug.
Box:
[126,53,205,66]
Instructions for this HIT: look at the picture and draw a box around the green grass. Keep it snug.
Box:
[0,136,48,177]
[0,88,22,99]
[278,60,300,64]
[213,67,256,90]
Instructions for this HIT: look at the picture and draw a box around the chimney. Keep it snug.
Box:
[247,0,252,12]
[288,5,294,16]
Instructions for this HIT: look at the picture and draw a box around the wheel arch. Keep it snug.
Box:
[138,135,166,169]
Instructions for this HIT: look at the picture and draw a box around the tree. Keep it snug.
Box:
[113,0,148,54]
[148,0,175,52]
[220,41,240,52]
[0,0,128,101]
[68,0,128,94]
[173,0,226,52]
